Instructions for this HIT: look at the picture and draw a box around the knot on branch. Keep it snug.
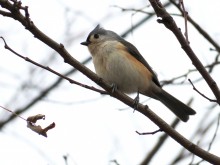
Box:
[12,0,22,12]
[158,15,175,30]
[2,0,32,29]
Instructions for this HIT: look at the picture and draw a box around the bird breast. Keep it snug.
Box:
[91,41,153,94]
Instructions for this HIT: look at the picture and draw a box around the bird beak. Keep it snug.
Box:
[81,41,90,46]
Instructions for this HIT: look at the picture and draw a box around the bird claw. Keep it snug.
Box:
[110,84,139,112]
[110,83,117,93]
[133,92,140,112]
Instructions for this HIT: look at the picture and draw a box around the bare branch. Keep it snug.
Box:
[170,0,220,53]
[113,5,154,15]
[140,118,180,165]
[188,79,217,102]
[0,36,106,94]
[149,0,220,104]
[0,1,159,127]
[170,109,216,164]
[0,105,55,137]
[0,9,12,17]
[0,105,26,121]
[110,159,120,165]
[193,114,220,164]
[136,129,162,135]
[179,0,189,43]
[207,114,220,154]
[161,53,220,86]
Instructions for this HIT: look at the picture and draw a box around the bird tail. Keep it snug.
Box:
[154,89,196,122]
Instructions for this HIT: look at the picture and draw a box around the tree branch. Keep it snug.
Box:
[148,0,220,104]
[0,0,166,128]
[188,79,217,102]
[0,36,106,94]
[139,118,180,165]
[170,0,220,53]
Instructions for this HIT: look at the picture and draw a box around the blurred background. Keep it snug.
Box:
[0,0,220,164]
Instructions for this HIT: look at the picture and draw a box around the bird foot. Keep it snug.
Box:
[133,92,140,112]
[110,83,118,94]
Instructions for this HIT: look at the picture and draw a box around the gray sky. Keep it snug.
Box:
[0,0,220,164]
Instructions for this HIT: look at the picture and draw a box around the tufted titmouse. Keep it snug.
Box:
[81,25,196,122]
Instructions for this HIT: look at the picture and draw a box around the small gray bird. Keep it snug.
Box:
[81,25,196,122]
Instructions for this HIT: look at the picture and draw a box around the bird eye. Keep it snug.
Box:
[94,34,99,39]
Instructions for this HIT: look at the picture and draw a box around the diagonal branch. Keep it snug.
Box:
[170,0,220,53]
[0,0,165,128]
[139,118,180,165]
[0,36,106,94]
[149,0,220,104]
[188,79,216,102]
[0,56,92,129]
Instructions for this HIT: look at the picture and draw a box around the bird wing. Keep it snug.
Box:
[119,39,161,87]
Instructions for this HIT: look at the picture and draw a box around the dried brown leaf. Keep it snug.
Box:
[26,114,55,137]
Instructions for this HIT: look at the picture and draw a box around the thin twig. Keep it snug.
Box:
[207,114,220,154]
[140,118,180,165]
[136,129,162,135]
[170,0,220,53]
[0,9,13,17]
[192,114,220,165]
[179,0,189,43]
[0,105,26,121]
[0,36,106,94]
[113,5,154,15]
[188,79,217,102]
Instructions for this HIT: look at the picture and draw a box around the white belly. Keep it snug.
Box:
[92,44,152,94]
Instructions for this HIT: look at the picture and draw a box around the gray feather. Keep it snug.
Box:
[154,89,196,122]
